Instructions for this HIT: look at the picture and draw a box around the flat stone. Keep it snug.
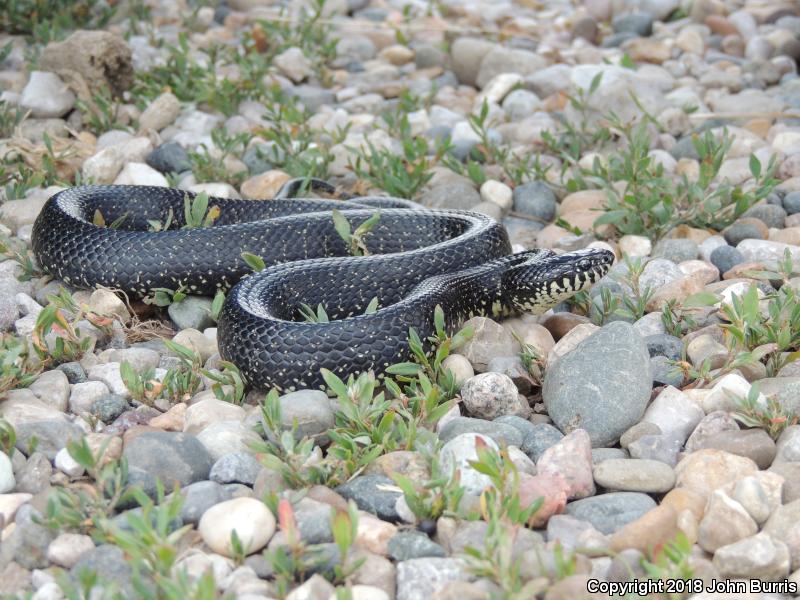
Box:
[396,558,470,600]
[674,449,759,499]
[336,474,403,522]
[713,532,790,580]
[593,459,676,493]
[199,497,276,557]
[692,429,776,469]
[543,322,651,447]
[537,429,595,499]
[123,431,214,497]
[565,492,657,535]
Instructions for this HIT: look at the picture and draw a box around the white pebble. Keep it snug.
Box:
[55,447,85,478]
[198,497,276,557]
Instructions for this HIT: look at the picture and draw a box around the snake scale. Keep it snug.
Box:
[31,181,614,391]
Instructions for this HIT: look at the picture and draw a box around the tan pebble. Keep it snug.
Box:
[540,313,591,341]
[744,117,773,139]
[674,448,759,500]
[722,261,766,280]
[609,504,678,553]
[148,402,186,431]
[240,170,291,199]
[661,487,706,521]
[559,189,607,214]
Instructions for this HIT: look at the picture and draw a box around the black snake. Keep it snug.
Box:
[31,182,613,391]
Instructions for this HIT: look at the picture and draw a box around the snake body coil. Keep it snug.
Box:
[31,184,613,391]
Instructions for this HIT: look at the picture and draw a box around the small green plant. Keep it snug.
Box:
[32,305,93,365]
[188,130,252,187]
[100,481,223,600]
[298,297,379,323]
[181,191,220,229]
[640,532,697,600]
[385,305,473,402]
[732,383,798,440]
[330,501,365,582]
[591,123,779,240]
[203,360,246,405]
[392,456,466,522]
[462,441,543,598]
[0,99,26,138]
[75,88,131,136]
[718,273,800,376]
[332,209,381,256]
[38,437,132,535]
[322,368,404,454]
[349,114,441,198]
[540,72,612,179]
[241,252,266,273]
[144,286,188,308]
[101,480,188,580]
[442,99,556,186]
[1,0,117,44]
[588,256,655,325]
[0,418,16,457]
[258,87,342,181]
[0,334,40,397]
[161,340,204,403]
[299,302,330,323]
[119,361,160,405]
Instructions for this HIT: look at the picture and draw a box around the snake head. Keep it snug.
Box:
[503,248,615,314]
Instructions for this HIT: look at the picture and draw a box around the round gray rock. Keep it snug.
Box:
[543,321,652,447]
[512,181,557,221]
[209,452,262,485]
[123,431,214,498]
[710,245,744,275]
[167,296,215,331]
[460,372,523,419]
[564,492,657,535]
[388,532,447,561]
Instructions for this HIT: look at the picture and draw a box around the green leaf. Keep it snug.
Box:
[320,368,349,399]
[385,362,422,376]
[433,305,445,336]
[353,211,381,237]
[620,53,636,70]
[364,297,379,314]
[164,339,199,363]
[241,252,266,272]
[211,290,225,320]
[682,291,719,308]
[593,210,628,227]
[749,154,761,179]
[588,71,603,94]
[331,209,352,243]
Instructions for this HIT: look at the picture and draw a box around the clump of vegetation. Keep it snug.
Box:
[188,130,252,188]
[256,86,344,181]
[255,308,471,488]
[462,441,544,598]
[1,0,116,44]
[590,123,778,240]
[732,383,798,441]
[640,533,698,600]
[349,113,445,199]
[0,334,39,396]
